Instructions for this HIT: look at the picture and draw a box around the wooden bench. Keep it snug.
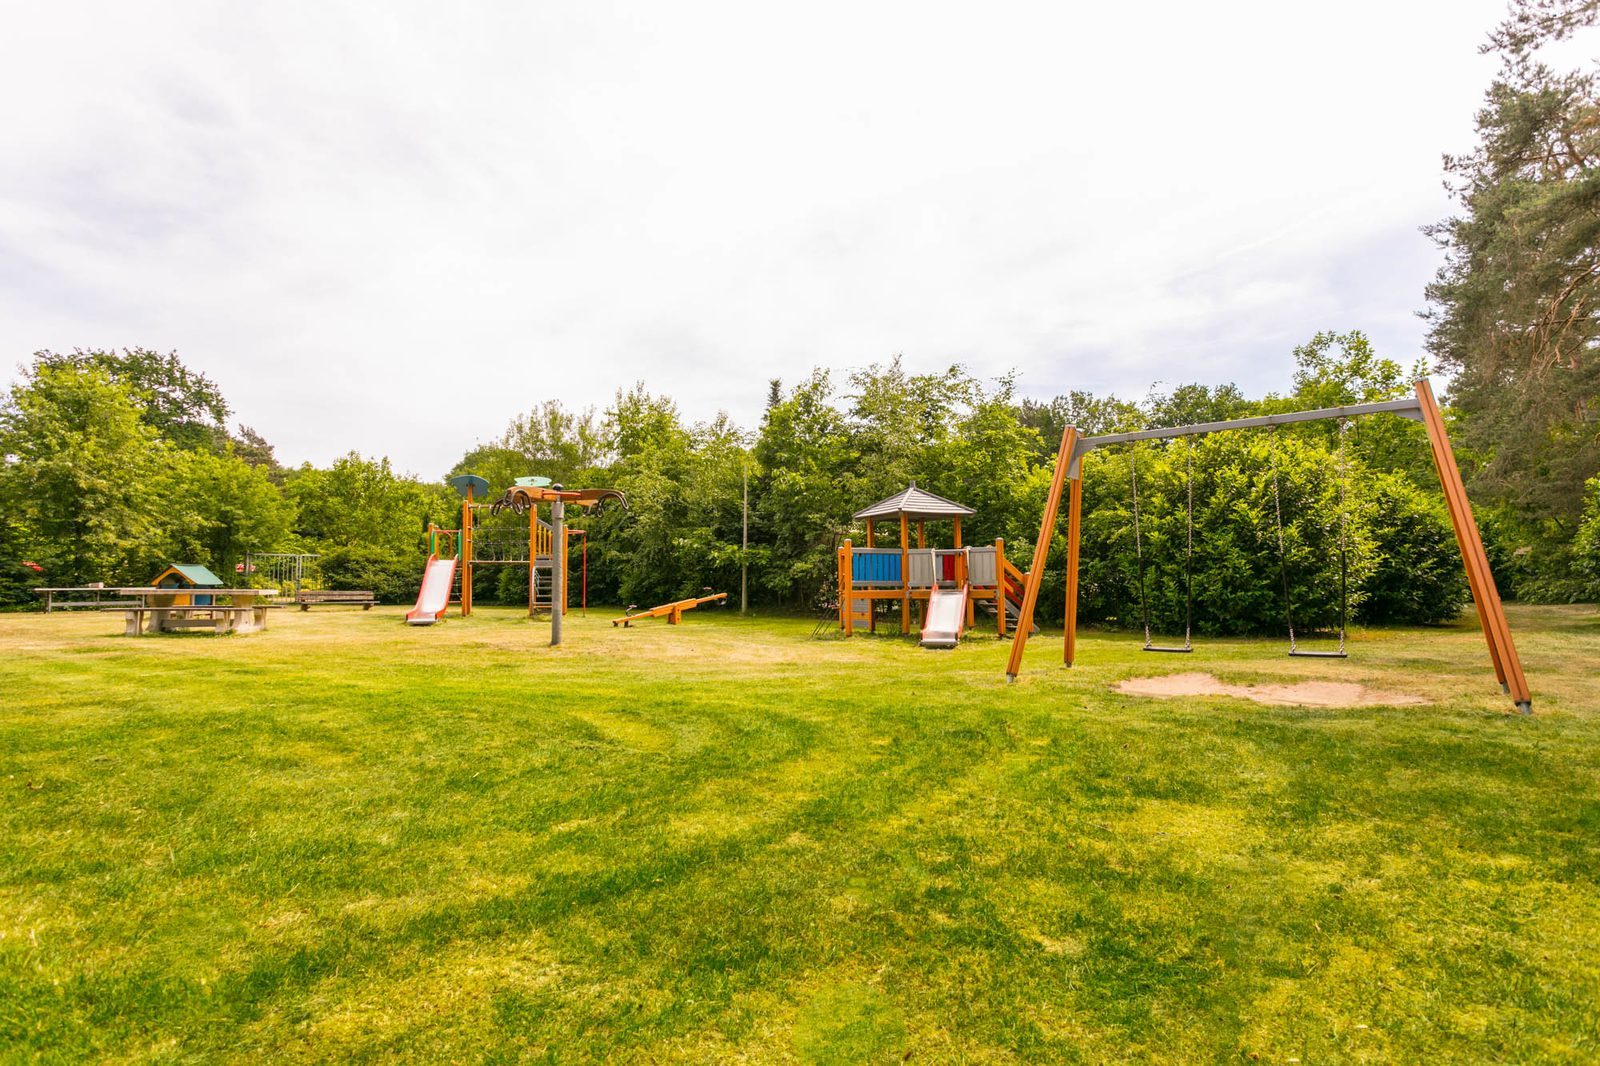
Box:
[297,590,377,610]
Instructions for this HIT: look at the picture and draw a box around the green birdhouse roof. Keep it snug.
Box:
[151,563,225,587]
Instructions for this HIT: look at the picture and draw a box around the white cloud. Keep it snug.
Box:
[0,0,1512,476]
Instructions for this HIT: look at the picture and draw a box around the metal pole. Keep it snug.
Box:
[462,485,473,616]
[550,488,565,647]
[741,464,749,614]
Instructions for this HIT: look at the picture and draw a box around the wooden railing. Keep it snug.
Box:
[1001,559,1028,608]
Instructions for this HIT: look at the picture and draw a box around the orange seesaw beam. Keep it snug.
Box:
[612,592,728,627]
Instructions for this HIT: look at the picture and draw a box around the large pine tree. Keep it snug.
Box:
[1426,0,1600,541]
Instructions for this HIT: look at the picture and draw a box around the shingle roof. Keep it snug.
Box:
[853,483,975,521]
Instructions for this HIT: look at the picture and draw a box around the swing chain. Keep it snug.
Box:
[1129,446,1152,649]
[1183,436,1194,651]
[1267,425,1297,653]
[1336,418,1350,657]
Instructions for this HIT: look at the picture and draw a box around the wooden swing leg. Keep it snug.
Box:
[1007,427,1079,680]
[1063,474,1082,667]
[1416,380,1530,713]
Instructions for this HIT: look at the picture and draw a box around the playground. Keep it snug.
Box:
[3,603,1597,1061]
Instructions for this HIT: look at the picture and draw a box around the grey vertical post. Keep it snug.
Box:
[741,464,748,614]
[550,488,565,647]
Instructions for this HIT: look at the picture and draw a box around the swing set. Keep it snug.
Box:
[1004,380,1533,714]
[1125,419,1353,658]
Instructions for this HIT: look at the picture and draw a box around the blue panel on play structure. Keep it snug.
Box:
[852,553,901,583]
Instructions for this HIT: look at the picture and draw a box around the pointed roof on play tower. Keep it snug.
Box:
[853,482,975,522]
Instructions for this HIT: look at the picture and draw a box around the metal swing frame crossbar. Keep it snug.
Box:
[1064,396,1424,472]
[1003,381,1533,715]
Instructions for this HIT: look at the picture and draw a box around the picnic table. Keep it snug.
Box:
[92,588,281,636]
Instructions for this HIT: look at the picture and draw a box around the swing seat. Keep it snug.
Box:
[1288,649,1348,659]
[1143,645,1193,653]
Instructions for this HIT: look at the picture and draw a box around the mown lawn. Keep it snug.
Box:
[1,603,1597,1062]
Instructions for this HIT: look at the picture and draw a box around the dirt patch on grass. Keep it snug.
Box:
[1116,671,1426,708]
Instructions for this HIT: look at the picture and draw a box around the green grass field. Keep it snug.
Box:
[2,604,1597,1062]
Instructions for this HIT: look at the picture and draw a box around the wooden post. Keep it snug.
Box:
[1006,426,1079,680]
[550,492,565,646]
[917,521,926,548]
[962,546,975,628]
[865,522,874,548]
[840,539,854,636]
[1414,380,1531,713]
[461,487,473,617]
[1063,473,1083,666]
[900,513,910,635]
[953,516,963,548]
[995,538,1007,637]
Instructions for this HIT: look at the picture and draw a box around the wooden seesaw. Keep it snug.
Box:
[611,592,728,627]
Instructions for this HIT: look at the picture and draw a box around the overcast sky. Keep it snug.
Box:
[1,1,1516,477]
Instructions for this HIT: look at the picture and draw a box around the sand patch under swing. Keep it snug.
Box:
[1115,671,1427,708]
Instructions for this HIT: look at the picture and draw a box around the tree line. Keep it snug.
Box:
[4,332,1595,630]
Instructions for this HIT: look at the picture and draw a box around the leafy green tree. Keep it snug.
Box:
[1361,472,1472,624]
[752,371,859,606]
[30,348,230,453]
[285,454,452,601]
[0,512,44,607]
[231,425,284,483]
[1290,330,1420,407]
[585,387,747,608]
[1574,474,1600,599]
[1285,330,1436,485]
[163,448,295,578]
[1017,390,1141,457]
[1425,2,1600,542]
[845,358,976,498]
[936,391,1045,549]
[1143,383,1253,429]
[453,401,609,497]
[0,363,169,585]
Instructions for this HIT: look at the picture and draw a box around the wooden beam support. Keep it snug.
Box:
[995,538,1007,637]
[1063,472,1083,666]
[1414,380,1531,713]
[841,539,854,636]
[900,513,910,635]
[461,488,473,617]
[1006,426,1079,680]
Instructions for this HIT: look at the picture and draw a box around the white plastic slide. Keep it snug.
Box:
[920,584,967,648]
[405,557,457,625]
